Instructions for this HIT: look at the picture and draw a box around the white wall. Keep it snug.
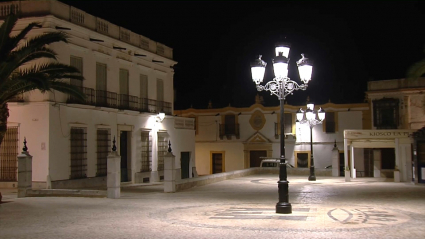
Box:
[7,103,50,182]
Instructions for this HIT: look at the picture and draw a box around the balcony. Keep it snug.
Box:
[67,87,95,105]
[219,123,240,140]
[96,90,117,108]
[63,88,172,115]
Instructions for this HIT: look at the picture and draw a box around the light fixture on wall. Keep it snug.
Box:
[156,112,165,122]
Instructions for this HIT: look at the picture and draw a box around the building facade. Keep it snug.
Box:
[178,96,370,177]
[0,0,195,189]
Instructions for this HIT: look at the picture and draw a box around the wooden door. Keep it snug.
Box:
[249,150,267,167]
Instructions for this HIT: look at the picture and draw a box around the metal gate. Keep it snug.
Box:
[0,126,19,181]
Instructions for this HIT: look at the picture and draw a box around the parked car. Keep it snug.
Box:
[260,158,294,168]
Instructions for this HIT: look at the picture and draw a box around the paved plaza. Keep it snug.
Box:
[1,174,425,239]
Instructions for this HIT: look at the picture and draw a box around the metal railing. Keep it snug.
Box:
[219,123,240,139]
[67,87,95,105]
[65,88,172,115]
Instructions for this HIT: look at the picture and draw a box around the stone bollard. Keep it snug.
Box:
[164,151,176,193]
[107,137,121,199]
[18,138,32,198]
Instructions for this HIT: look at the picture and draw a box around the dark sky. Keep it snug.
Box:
[60,1,425,109]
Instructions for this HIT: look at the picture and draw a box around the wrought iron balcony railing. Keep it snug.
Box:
[67,89,172,115]
[96,90,117,108]
[67,87,95,105]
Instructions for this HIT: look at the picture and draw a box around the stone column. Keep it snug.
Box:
[107,137,121,199]
[331,140,339,177]
[394,139,401,182]
[373,149,381,178]
[164,141,176,193]
[18,138,32,198]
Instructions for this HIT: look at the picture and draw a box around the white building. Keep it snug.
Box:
[0,0,195,189]
[178,95,370,177]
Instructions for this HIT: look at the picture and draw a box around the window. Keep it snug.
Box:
[96,129,110,177]
[140,74,148,111]
[294,151,310,168]
[140,131,152,172]
[157,134,167,171]
[219,114,239,139]
[156,79,164,113]
[96,63,107,106]
[373,98,399,129]
[70,56,83,87]
[70,127,87,179]
[119,69,129,109]
[324,112,336,133]
[275,113,293,138]
[0,126,18,181]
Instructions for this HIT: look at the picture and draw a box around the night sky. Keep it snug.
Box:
[60,1,425,109]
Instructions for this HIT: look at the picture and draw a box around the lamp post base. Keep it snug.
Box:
[276,202,292,214]
[308,166,316,181]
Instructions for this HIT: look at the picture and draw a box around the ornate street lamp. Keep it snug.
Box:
[296,104,325,181]
[251,42,313,214]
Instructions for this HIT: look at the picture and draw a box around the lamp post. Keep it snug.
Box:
[250,42,313,214]
[296,104,325,181]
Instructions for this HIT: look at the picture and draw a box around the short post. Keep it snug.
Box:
[331,140,339,177]
[18,138,32,198]
[394,166,401,182]
[164,141,176,193]
[107,137,121,199]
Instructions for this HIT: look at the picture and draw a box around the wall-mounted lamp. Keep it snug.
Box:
[271,111,275,114]
[156,112,165,122]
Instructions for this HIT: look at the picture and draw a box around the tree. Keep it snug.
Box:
[0,14,85,146]
[407,44,425,80]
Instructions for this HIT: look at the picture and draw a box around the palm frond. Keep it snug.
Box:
[0,14,18,57]
[406,58,425,80]
[22,31,69,50]
[9,22,40,49]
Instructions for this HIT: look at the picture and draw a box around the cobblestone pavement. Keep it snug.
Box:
[1,175,425,239]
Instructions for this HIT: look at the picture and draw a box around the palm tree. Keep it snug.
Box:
[0,14,85,146]
[407,44,425,80]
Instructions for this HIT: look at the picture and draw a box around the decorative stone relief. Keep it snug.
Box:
[249,110,266,131]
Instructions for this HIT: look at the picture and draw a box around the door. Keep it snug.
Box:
[381,148,395,170]
[120,131,129,182]
[339,152,345,176]
[181,152,190,179]
[212,153,223,174]
[250,150,267,167]
[364,149,374,177]
[417,142,425,183]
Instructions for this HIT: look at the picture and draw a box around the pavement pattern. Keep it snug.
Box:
[1,175,424,239]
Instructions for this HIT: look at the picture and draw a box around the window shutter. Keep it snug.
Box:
[119,69,129,95]
[140,74,148,99]
[96,63,107,91]
[70,56,83,87]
